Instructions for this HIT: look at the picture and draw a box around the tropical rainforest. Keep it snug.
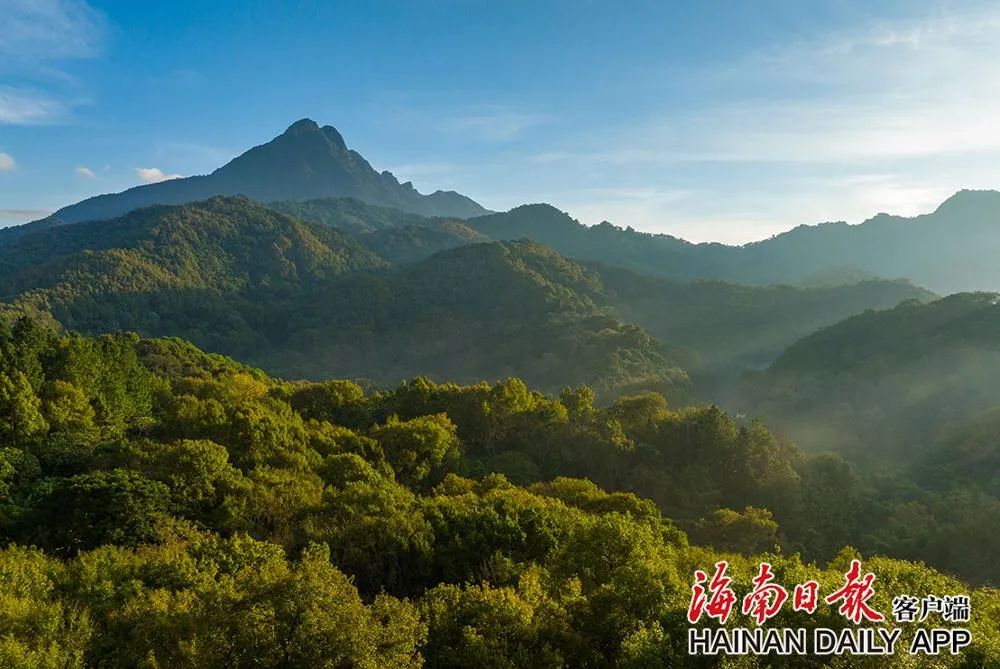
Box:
[0,120,998,667]
[0,324,995,667]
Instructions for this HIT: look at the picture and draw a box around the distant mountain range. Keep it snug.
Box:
[7,116,1000,294]
[20,119,487,233]
[269,192,1000,295]
[462,192,1000,294]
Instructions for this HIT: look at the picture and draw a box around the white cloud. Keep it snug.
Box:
[75,165,95,178]
[0,153,14,171]
[650,7,1000,165]
[135,167,183,184]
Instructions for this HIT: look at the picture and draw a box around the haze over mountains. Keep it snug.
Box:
[7,0,1000,655]
[465,193,1000,294]
[737,292,1000,460]
[1,117,998,421]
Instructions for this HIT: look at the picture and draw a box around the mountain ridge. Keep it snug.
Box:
[464,190,1000,293]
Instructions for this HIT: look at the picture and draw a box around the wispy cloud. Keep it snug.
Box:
[0,86,67,125]
[0,0,106,125]
[0,0,106,65]
[75,165,95,178]
[439,106,550,143]
[0,153,15,171]
[135,167,183,184]
[642,6,1000,166]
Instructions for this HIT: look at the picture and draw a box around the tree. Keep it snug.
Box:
[42,380,97,442]
[300,473,433,595]
[420,578,572,669]
[370,414,460,488]
[0,447,40,502]
[289,379,370,428]
[26,469,170,554]
[88,539,425,669]
[0,371,48,448]
[0,546,91,668]
[691,506,780,555]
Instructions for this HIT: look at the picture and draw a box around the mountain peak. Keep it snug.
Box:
[279,119,347,151]
[39,119,489,225]
[284,118,321,135]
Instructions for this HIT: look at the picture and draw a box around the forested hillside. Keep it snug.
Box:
[356,220,489,265]
[719,294,1000,586]
[0,196,385,357]
[0,192,992,598]
[270,197,492,263]
[7,0,1000,661]
[271,197,934,371]
[468,204,726,282]
[13,116,1000,295]
[268,240,688,397]
[270,196,442,233]
[0,324,994,667]
[742,292,1000,459]
[0,198,685,397]
[0,196,384,296]
[734,190,1000,294]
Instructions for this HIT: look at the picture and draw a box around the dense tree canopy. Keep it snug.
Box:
[0,325,994,667]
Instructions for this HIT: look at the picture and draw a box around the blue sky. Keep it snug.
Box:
[2,0,1000,242]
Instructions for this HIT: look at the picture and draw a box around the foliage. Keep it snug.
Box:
[0,327,993,667]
